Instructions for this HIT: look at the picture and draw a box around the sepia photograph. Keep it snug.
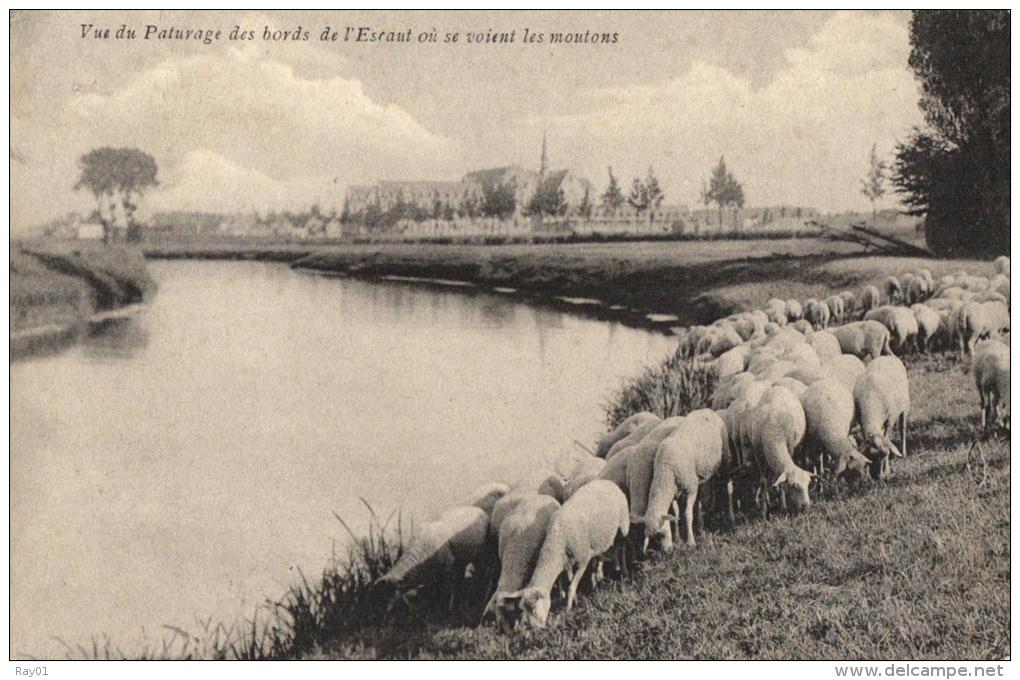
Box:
[7,8,1011,668]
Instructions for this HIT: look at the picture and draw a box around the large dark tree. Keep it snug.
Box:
[892,10,1009,256]
[480,181,517,218]
[702,156,744,229]
[74,147,159,242]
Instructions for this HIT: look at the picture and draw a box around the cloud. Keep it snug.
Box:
[11,45,458,228]
[521,11,922,212]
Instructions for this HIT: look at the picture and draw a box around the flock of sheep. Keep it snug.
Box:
[374,255,1011,632]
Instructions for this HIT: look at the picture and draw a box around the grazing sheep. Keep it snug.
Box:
[809,330,842,362]
[799,379,870,478]
[865,305,920,354]
[625,417,688,546]
[824,295,846,325]
[749,386,813,511]
[709,325,745,357]
[597,445,636,493]
[491,471,567,534]
[766,298,788,316]
[772,376,808,398]
[460,482,511,516]
[763,321,782,336]
[758,359,798,382]
[726,313,762,341]
[377,506,490,600]
[508,480,630,628]
[605,416,663,460]
[786,299,804,322]
[859,285,881,315]
[639,409,733,548]
[562,457,607,500]
[785,363,824,386]
[994,255,1010,277]
[853,355,910,479]
[728,379,773,468]
[830,320,892,361]
[485,495,560,629]
[938,286,967,301]
[839,291,857,319]
[883,276,902,303]
[716,344,751,379]
[764,327,809,353]
[804,298,831,329]
[595,411,659,458]
[789,319,814,336]
[973,339,1010,431]
[766,306,789,327]
[711,371,757,410]
[957,301,1010,356]
[910,304,942,353]
[782,342,821,370]
[821,354,867,393]
[973,290,1008,305]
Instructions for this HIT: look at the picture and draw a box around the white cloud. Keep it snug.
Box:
[525,11,922,212]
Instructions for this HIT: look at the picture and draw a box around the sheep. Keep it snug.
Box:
[799,378,871,479]
[973,290,1008,305]
[597,444,636,493]
[749,385,813,512]
[994,255,1010,277]
[988,274,1010,297]
[821,353,866,393]
[905,275,929,305]
[786,299,804,322]
[711,371,757,410]
[757,359,798,382]
[938,286,967,301]
[709,325,745,357]
[973,339,1010,431]
[957,300,1010,356]
[809,330,842,362]
[766,298,788,316]
[789,319,814,337]
[839,291,857,319]
[562,457,607,500]
[765,306,789,327]
[726,313,762,341]
[781,341,821,369]
[484,495,561,629]
[824,295,846,325]
[772,376,808,398]
[625,417,688,549]
[716,344,751,379]
[460,482,511,516]
[377,506,490,605]
[638,409,733,549]
[853,355,910,479]
[910,304,942,353]
[883,275,902,304]
[595,411,659,458]
[865,305,920,354]
[491,471,567,534]
[506,480,629,628]
[763,321,782,336]
[806,298,831,329]
[859,285,881,315]
[605,415,664,460]
[785,363,824,386]
[830,320,892,361]
[764,327,809,353]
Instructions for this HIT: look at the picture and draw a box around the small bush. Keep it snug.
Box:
[605,351,719,429]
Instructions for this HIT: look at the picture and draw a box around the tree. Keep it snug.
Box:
[525,177,568,217]
[702,156,744,229]
[892,10,1009,256]
[643,166,664,219]
[627,177,648,213]
[601,166,625,211]
[480,181,517,219]
[74,147,158,242]
[861,143,887,227]
[578,186,593,219]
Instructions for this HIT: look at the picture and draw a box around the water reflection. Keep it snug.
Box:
[82,317,151,360]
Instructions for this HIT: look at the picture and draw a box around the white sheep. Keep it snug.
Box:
[824,295,846,325]
[973,339,1010,431]
[484,494,560,629]
[709,325,745,357]
[809,330,842,362]
[821,353,866,393]
[716,344,751,379]
[785,299,804,322]
[639,409,733,549]
[839,290,857,319]
[859,285,881,315]
[883,276,902,304]
[772,376,808,398]
[804,298,831,329]
[853,355,910,479]
[625,417,688,545]
[562,457,607,500]
[957,300,1010,356]
[993,255,1010,277]
[377,506,490,601]
[507,480,629,628]
[459,482,511,516]
[749,385,813,511]
[799,378,871,479]
[864,305,920,354]
[830,320,892,361]
[910,303,942,353]
[605,415,664,460]
[491,471,567,534]
[711,371,757,410]
[789,319,814,336]
[728,379,773,468]
[905,275,929,305]
[595,411,659,458]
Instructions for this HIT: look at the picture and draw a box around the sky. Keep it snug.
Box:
[10,10,925,231]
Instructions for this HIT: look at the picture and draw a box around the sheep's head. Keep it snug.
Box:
[515,587,551,629]
[632,513,675,555]
[772,467,812,509]
[836,447,872,483]
[488,592,524,631]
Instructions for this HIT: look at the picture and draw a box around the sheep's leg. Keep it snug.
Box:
[566,558,590,611]
[684,492,698,547]
[695,497,705,536]
[900,411,908,457]
[779,487,788,512]
[979,390,988,431]
[726,479,736,529]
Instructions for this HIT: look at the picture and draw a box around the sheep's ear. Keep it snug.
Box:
[887,439,903,458]
[771,471,788,487]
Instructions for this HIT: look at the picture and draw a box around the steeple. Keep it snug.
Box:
[540,130,549,178]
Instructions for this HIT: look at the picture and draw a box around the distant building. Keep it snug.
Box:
[345,135,594,220]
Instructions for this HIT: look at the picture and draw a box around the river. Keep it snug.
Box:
[10,259,677,657]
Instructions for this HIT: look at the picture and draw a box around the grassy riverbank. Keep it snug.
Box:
[10,241,156,353]
[145,238,986,329]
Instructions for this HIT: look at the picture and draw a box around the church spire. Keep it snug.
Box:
[540,130,549,178]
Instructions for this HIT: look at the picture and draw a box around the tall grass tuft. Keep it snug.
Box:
[605,350,719,428]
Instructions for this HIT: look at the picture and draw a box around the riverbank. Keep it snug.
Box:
[145,238,982,332]
[10,241,156,356]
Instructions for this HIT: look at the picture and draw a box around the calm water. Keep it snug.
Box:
[10,260,676,657]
